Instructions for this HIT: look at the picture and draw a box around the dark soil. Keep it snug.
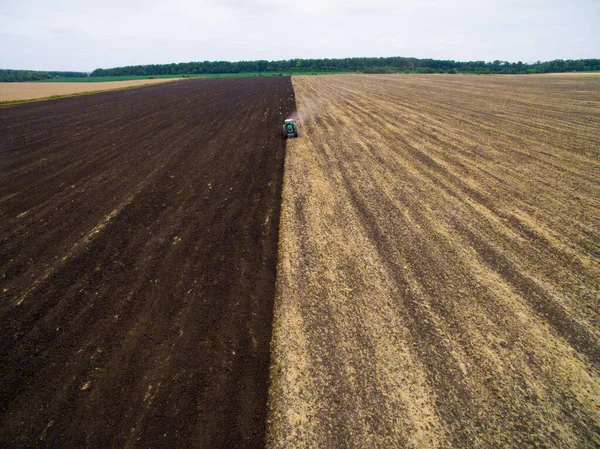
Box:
[0,77,295,448]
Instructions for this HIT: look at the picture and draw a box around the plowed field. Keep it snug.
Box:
[269,74,600,448]
[0,77,295,447]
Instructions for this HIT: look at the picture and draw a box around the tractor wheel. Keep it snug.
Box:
[294,131,298,137]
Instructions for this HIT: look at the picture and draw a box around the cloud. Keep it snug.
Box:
[0,0,598,71]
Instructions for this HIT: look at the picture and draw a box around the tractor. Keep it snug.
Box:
[282,119,299,139]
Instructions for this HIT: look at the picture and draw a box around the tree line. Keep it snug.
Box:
[0,69,88,82]
[90,57,600,77]
[2,58,599,82]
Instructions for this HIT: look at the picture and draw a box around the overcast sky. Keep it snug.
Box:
[0,0,598,72]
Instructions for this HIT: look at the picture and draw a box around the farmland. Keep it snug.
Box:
[0,77,295,447]
[269,74,600,448]
[0,78,180,103]
[32,74,287,83]
[32,75,197,82]
[1,72,599,448]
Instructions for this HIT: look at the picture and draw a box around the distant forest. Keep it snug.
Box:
[2,57,600,82]
[91,58,600,77]
[0,69,89,82]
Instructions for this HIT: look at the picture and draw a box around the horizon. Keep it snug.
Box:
[3,54,599,74]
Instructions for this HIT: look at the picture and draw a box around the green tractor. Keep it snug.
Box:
[282,119,299,139]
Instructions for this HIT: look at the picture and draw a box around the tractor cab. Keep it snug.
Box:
[283,119,299,138]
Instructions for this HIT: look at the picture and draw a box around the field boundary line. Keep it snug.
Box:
[0,79,184,107]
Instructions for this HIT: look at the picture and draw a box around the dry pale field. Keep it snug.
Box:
[0,78,179,102]
[268,74,600,448]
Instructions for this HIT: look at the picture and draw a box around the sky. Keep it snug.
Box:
[0,0,598,72]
